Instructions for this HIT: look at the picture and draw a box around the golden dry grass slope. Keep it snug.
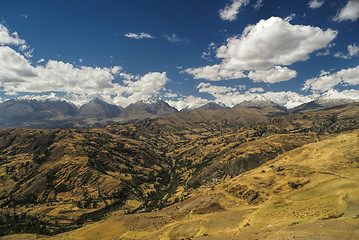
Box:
[0,106,293,229]
[6,129,358,240]
[1,103,359,237]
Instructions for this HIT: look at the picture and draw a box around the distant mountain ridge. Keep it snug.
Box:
[290,98,356,113]
[234,98,287,111]
[197,102,229,110]
[0,99,78,129]
[0,98,178,129]
[76,98,124,119]
[0,94,358,129]
[121,98,178,119]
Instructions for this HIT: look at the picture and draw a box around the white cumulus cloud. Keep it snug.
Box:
[197,82,237,95]
[185,17,337,83]
[334,0,359,22]
[185,64,246,81]
[0,24,169,107]
[0,46,121,95]
[335,43,359,59]
[303,65,359,92]
[113,72,168,107]
[308,0,325,9]
[0,24,33,58]
[0,46,38,94]
[17,92,61,102]
[216,17,337,67]
[348,44,359,56]
[166,95,209,111]
[248,87,264,93]
[164,92,178,98]
[219,0,249,21]
[0,24,26,46]
[247,66,297,83]
[0,45,168,107]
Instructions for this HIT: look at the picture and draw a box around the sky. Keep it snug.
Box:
[0,0,358,110]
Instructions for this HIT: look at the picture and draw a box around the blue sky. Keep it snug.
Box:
[0,0,358,109]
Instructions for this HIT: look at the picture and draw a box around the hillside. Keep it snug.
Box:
[4,127,359,239]
[61,129,359,240]
[0,103,358,237]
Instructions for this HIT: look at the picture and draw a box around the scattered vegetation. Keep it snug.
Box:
[0,103,358,237]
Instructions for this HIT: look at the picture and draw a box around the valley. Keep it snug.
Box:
[54,129,359,240]
[0,103,358,239]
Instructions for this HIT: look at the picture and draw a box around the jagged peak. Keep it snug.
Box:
[87,97,108,104]
[138,96,163,104]
[314,89,357,107]
[252,95,269,101]
[238,98,280,107]
[198,102,229,110]
[316,89,359,102]
[318,89,347,100]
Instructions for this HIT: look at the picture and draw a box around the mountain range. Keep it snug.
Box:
[0,98,178,129]
[0,95,357,129]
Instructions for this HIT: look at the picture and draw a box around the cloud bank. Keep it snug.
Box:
[1,16,358,112]
[303,65,359,92]
[166,82,359,111]
[185,17,337,83]
[0,24,168,107]
[167,95,210,111]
